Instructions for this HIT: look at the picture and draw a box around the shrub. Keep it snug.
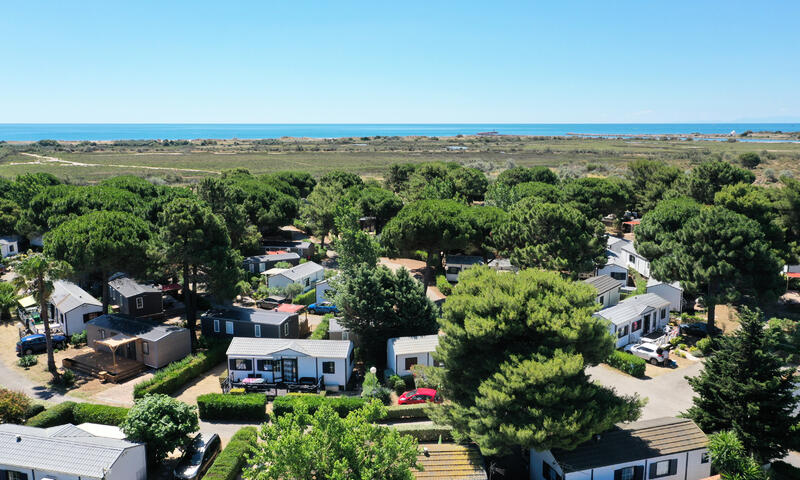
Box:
[436,275,452,296]
[73,403,129,426]
[383,403,432,420]
[26,401,77,427]
[272,393,366,418]
[669,336,683,347]
[197,393,266,421]
[17,355,37,368]
[606,350,646,378]
[24,403,45,420]
[229,387,246,394]
[134,340,229,398]
[389,375,406,396]
[203,426,258,480]
[121,394,199,465]
[218,369,229,387]
[696,336,713,355]
[294,289,316,306]
[689,346,702,357]
[739,152,761,169]
[52,369,76,387]
[392,423,453,442]
[0,388,31,424]
[361,371,391,405]
[310,315,329,340]
[70,331,87,346]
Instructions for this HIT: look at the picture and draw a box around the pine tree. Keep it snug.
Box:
[686,308,798,462]
[432,267,643,456]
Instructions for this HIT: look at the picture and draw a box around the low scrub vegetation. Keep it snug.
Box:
[203,426,258,480]
[0,388,32,424]
[134,340,228,398]
[197,393,266,421]
[606,350,647,378]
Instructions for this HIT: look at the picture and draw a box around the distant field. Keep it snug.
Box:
[1,136,798,183]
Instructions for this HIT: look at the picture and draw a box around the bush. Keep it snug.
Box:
[26,401,77,427]
[24,403,45,420]
[436,275,452,296]
[134,340,229,398]
[294,289,316,306]
[696,336,713,355]
[70,331,87,346]
[389,375,406,396]
[361,372,391,405]
[392,423,453,442]
[17,355,37,368]
[606,350,646,378]
[229,387,246,394]
[0,388,32,424]
[52,369,76,387]
[272,393,366,418]
[383,403,432,420]
[203,426,258,480]
[310,315,330,340]
[689,346,702,357]
[218,369,229,387]
[73,403,129,426]
[197,393,266,421]
[739,152,761,169]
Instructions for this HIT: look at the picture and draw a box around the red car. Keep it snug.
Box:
[397,388,442,405]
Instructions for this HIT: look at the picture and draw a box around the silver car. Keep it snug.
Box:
[173,433,221,480]
[627,343,670,365]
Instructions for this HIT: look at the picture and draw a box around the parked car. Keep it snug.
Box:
[16,334,67,356]
[173,433,221,480]
[679,322,722,337]
[398,388,442,405]
[626,343,670,365]
[308,301,339,315]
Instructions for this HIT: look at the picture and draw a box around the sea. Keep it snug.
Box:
[1,123,799,142]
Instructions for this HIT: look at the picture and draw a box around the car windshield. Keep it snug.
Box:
[186,437,206,464]
[404,389,417,396]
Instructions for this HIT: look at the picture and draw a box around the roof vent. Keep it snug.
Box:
[423,447,430,457]
[15,435,21,442]
[594,434,602,442]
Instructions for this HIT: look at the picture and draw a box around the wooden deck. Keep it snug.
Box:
[63,351,145,383]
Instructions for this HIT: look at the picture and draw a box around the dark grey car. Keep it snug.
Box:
[173,433,221,480]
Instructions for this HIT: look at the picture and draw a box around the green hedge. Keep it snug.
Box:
[310,316,329,340]
[607,350,647,378]
[24,404,46,420]
[197,393,266,421]
[203,426,258,480]
[295,289,316,306]
[383,404,432,420]
[392,423,453,442]
[25,401,76,427]
[272,393,366,418]
[134,340,229,399]
[73,403,130,426]
[436,275,453,296]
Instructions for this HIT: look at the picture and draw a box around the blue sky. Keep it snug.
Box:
[1,1,798,123]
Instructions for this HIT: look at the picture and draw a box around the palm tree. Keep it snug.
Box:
[14,252,73,380]
[0,281,16,321]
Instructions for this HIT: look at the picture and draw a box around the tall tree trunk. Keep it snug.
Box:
[706,281,717,332]
[101,269,109,315]
[183,263,196,350]
[39,275,59,380]
[422,249,436,289]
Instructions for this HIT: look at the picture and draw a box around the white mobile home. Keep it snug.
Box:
[0,423,147,480]
[583,275,621,308]
[0,236,18,258]
[387,334,440,376]
[267,261,325,292]
[530,417,710,480]
[226,337,354,390]
[444,255,484,282]
[594,293,671,349]
[48,280,103,336]
[646,279,684,313]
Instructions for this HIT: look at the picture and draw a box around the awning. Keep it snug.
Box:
[622,220,641,225]
[266,250,288,255]
[787,272,800,279]
[18,295,37,309]
[96,333,137,350]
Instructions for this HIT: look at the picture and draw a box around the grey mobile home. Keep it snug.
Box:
[201,307,299,339]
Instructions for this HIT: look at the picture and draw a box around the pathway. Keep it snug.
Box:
[16,152,219,174]
[0,349,74,404]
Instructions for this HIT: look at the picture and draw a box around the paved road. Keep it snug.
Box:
[0,351,75,404]
[588,362,704,419]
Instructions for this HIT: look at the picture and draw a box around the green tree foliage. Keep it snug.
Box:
[301,182,350,246]
[45,210,153,314]
[0,198,20,235]
[333,206,379,273]
[485,181,564,210]
[198,176,262,253]
[244,401,421,480]
[777,176,800,255]
[335,265,438,368]
[464,206,508,260]
[496,166,558,186]
[8,173,60,208]
[384,163,417,193]
[708,431,767,480]
[626,159,684,212]
[404,163,459,201]
[635,197,702,263]
[13,253,72,379]
[650,207,783,329]
[686,308,798,462]
[0,281,16,320]
[738,152,761,170]
[319,170,364,189]
[341,186,403,233]
[495,199,606,275]
[272,171,316,197]
[157,197,238,347]
[121,394,199,465]
[380,199,473,284]
[433,267,642,455]
[449,167,488,202]
[563,177,633,219]
[0,388,31,424]
[100,175,159,199]
[688,160,755,204]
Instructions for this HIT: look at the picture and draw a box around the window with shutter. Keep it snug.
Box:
[649,460,678,479]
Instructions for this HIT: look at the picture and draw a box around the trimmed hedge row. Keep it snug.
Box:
[272,393,366,418]
[383,404,432,420]
[310,316,329,340]
[294,289,316,306]
[73,403,129,426]
[392,424,453,442]
[202,426,258,480]
[134,341,229,399]
[607,350,647,378]
[25,401,77,427]
[197,393,266,421]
